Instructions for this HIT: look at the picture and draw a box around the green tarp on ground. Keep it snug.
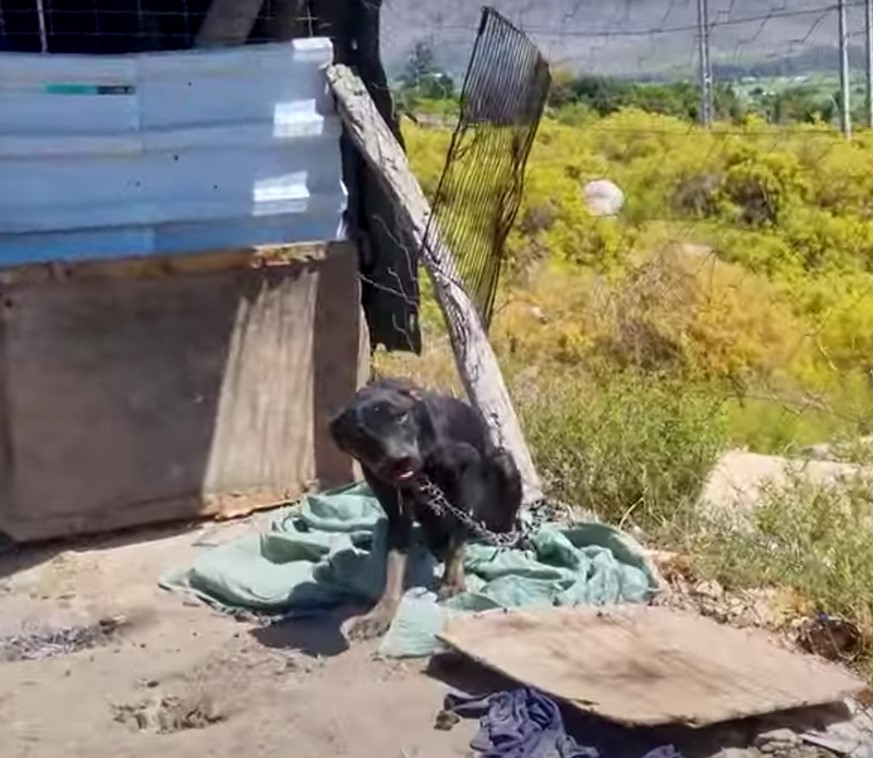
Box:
[160,482,659,657]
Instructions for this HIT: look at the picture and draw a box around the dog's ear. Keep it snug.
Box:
[328,406,356,449]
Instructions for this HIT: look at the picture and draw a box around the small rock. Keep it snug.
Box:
[754,728,801,755]
[530,306,547,324]
[434,709,460,731]
[583,179,625,217]
[694,580,724,600]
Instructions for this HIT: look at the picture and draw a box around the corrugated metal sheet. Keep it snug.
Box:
[0,39,347,266]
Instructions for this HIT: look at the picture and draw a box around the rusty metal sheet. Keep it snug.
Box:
[438,605,867,727]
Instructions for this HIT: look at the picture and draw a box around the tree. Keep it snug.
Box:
[396,39,456,106]
[400,40,439,88]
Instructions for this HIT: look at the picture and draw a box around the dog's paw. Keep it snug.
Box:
[341,608,395,641]
[436,579,466,602]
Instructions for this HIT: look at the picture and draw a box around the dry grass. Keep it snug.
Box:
[692,476,873,675]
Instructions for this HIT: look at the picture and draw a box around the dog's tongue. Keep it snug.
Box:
[389,460,416,482]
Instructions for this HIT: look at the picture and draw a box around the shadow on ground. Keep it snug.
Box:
[249,606,365,658]
[0,517,243,582]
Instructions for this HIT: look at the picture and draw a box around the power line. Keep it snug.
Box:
[436,2,867,41]
[553,124,857,142]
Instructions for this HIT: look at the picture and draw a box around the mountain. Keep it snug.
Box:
[380,0,862,79]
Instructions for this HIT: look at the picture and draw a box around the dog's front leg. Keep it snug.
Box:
[343,478,412,641]
[430,443,484,601]
[437,530,466,601]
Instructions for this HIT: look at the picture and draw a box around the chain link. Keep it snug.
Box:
[413,475,534,549]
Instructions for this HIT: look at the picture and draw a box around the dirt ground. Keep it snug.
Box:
[0,513,867,758]
[0,514,479,758]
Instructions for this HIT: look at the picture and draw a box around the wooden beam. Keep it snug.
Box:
[0,242,353,287]
[195,0,265,47]
[326,64,544,506]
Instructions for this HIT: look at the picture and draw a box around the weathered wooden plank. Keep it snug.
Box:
[439,606,867,727]
[326,63,543,506]
[0,243,365,542]
[0,242,347,287]
[0,300,11,516]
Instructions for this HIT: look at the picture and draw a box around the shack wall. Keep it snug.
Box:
[0,242,367,542]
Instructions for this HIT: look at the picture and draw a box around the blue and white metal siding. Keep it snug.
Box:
[0,38,347,266]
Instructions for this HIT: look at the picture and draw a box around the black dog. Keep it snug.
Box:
[329,377,523,640]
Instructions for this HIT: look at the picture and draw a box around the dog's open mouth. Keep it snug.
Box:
[385,458,417,483]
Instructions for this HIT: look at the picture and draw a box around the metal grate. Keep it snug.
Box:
[425,6,550,329]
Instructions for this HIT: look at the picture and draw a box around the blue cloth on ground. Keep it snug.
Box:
[159,482,660,658]
[445,688,683,758]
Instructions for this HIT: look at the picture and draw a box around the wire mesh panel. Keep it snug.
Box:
[425,6,550,329]
[0,0,319,54]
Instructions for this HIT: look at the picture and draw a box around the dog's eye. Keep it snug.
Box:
[396,411,410,423]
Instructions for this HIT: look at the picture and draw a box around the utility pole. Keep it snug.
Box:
[839,0,852,138]
[696,0,713,127]
[866,0,873,128]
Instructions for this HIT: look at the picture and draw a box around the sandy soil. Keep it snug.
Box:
[0,513,863,758]
[0,515,477,758]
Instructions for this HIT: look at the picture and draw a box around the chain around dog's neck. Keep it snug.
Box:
[412,474,528,549]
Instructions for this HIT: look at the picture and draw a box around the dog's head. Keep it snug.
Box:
[329,379,425,485]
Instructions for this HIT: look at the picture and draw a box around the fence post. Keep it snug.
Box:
[327,64,545,507]
[839,0,852,138]
[696,0,713,127]
[866,0,873,128]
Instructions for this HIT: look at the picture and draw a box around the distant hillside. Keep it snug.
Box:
[381,0,856,79]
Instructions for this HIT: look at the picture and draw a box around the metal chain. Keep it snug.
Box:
[413,475,532,549]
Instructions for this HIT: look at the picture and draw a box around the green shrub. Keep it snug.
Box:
[693,477,873,667]
[517,372,727,534]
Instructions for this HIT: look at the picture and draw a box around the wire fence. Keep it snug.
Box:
[0,0,323,53]
[6,0,873,452]
[382,0,873,126]
[382,0,873,395]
